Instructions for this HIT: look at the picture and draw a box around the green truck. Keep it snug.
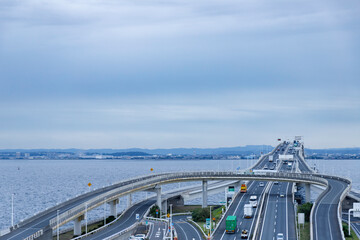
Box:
[225,215,237,233]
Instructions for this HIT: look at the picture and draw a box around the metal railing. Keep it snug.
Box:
[49,171,331,229]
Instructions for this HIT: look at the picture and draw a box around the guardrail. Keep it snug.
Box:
[188,219,208,239]
[49,171,330,229]
[252,182,272,240]
[102,203,154,240]
[338,181,352,240]
[210,180,247,238]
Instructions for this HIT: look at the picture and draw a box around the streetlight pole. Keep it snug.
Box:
[57,210,59,240]
[349,209,354,236]
[11,193,14,228]
[104,198,106,225]
[170,204,173,240]
[209,206,212,237]
[85,203,88,234]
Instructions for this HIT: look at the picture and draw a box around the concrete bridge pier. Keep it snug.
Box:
[156,187,162,213]
[108,199,119,217]
[127,194,132,207]
[305,183,311,202]
[74,215,84,236]
[162,199,168,214]
[202,180,208,208]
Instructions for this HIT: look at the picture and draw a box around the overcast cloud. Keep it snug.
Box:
[0,0,359,149]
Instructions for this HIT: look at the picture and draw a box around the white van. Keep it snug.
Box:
[249,195,257,208]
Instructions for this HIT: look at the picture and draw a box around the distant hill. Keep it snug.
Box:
[2,146,359,155]
[0,145,274,155]
[305,148,360,155]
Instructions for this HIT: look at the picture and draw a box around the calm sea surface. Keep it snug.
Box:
[0,159,359,230]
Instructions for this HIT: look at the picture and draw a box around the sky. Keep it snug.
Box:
[0,0,359,149]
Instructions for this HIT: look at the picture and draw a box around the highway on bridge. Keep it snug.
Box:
[212,143,287,239]
[172,215,203,240]
[0,141,352,240]
[259,160,296,240]
[296,149,351,240]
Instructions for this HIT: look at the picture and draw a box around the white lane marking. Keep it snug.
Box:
[314,193,320,240]
[259,182,274,240]
[285,182,290,240]
[89,203,145,239]
[185,221,202,240]
[219,181,256,240]
[220,230,226,240]
[175,222,189,240]
[148,223,154,237]
[249,182,268,236]
[327,204,333,240]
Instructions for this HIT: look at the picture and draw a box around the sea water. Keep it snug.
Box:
[0,159,358,230]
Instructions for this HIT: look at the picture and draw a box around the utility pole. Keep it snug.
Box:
[209,206,212,237]
[170,204,173,240]
[11,193,14,228]
[85,203,88,234]
[57,210,59,240]
[104,198,106,225]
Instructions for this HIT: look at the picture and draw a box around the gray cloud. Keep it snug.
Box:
[0,0,359,148]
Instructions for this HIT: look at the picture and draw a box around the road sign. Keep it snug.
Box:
[298,213,305,224]
[88,183,92,187]
[228,186,235,192]
[136,214,139,220]
[206,218,210,229]
[167,213,170,218]
[354,203,360,217]
[146,220,148,225]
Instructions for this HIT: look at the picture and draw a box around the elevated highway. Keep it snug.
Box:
[297,149,352,240]
[0,142,354,240]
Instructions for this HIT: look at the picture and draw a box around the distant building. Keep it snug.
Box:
[24,153,30,158]
[16,152,21,158]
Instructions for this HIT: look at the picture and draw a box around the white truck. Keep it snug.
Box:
[269,156,273,162]
[244,204,253,218]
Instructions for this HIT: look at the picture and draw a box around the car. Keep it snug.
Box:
[277,233,284,240]
[280,192,285,197]
[269,165,275,170]
[259,182,264,187]
[241,229,249,239]
[129,234,146,240]
[274,181,279,185]
[264,165,268,170]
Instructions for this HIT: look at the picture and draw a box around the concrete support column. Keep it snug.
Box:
[305,183,311,202]
[162,199,168,214]
[74,215,84,236]
[202,180,208,208]
[127,194,132,207]
[156,187,162,213]
[108,199,119,217]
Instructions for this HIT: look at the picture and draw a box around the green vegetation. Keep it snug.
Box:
[297,202,313,240]
[172,205,201,213]
[298,222,310,240]
[190,205,225,235]
[343,222,360,240]
[297,202,313,222]
[149,205,160,218]
[192,207,210,222]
